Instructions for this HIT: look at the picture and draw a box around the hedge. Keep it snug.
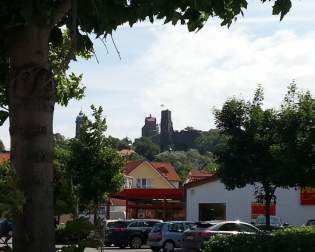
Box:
[204,226,315,252]
[55,217,95,244]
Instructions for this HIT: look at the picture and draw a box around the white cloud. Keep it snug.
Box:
[133,24,315,132]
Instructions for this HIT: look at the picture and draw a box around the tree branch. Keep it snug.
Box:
[51,0,72,26]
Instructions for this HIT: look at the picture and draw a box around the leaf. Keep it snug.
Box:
[49,27,63,46]
[77,33,93,52]
[0,110,8,126]
[272,0,292,20]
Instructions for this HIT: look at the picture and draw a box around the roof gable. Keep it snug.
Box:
[124,160,180,182]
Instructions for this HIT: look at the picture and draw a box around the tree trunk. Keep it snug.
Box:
[264,189,272,231]
[9,25,55,252]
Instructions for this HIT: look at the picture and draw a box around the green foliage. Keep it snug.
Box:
[204,226,315,252]
[133,137,160,161]
[277,82,315,187]
[55,218,95,245]
[0,0,292,38]
[108,136,132,150]
[127,152,145,161]
[69,105,125,209]
[155,149,216,180]
[53,134,75,217]
[0,161,25,218]
[49,29,92,106]
[195,129,228,155]
[214,84,314,228]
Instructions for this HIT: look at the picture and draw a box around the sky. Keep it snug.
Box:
[1,0,315,149]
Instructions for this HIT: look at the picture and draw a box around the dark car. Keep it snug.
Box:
[0,219,12,237]
[104,219,162,249]
[148,221,195,252]
[306,219,315,226]
[182,221,260,251]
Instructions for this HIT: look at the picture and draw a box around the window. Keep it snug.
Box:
[168,223,184,232]
[239,224,259,233]
[136,178,152,188]
[218,223,239,231]
[147,221,160,227]
[128,222,139,228]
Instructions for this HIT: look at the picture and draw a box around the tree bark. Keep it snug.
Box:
[9,25,55,252]
[264,185,272,231]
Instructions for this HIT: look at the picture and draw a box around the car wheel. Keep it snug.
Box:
[163,240,175,252]
[151,246,161,252]
[130,236,142,249]
[118,244,126,248]
[104,242,111,247]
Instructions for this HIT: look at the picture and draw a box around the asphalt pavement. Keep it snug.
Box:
[84,247,152,252]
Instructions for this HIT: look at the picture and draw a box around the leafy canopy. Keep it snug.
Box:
[214,83,314,193]
[69,105,125,207]
[155,149,217,180]
[133,137,160,161]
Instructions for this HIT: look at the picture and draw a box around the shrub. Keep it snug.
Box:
[204,227,315,252]
[55,217,95,244]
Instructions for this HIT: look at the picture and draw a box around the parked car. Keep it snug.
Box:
[0,218,13,237]
[182,220,260,251]
[254,215,288,230]
[306,219,315,226]
[148,221,195,252]
[104,219,162,249]
[103,219,119,246]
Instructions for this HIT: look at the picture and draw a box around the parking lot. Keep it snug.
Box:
[85,248,152,252]
[84,248,183,252]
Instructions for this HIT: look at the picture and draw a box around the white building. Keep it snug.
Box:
[185,176,315,226]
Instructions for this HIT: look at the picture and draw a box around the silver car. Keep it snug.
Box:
[148,221,195,252]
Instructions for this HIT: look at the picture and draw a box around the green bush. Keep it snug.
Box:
[204,227,315,252]
[55,217,95,244]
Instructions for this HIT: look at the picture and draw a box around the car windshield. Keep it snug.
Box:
[151,223,164,232]
[256,216,281,225]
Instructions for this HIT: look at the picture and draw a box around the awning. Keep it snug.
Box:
[111,188,184,200]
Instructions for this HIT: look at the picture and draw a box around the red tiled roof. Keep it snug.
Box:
[184,174,219,188]
[190,169,213,177]
[0,152,10,164]
[184,169,214,184]
[110,198,126,206]
[123,160,180,182]
[151,162,180,182]
[124,160,145,174]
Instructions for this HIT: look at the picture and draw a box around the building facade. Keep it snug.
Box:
[110,160,184,220]
[185,177,315,226]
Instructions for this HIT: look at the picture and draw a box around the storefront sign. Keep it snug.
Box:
[301,187,315,205]
[251,202,276,219]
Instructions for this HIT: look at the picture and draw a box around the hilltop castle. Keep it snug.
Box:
[141,110,203,151]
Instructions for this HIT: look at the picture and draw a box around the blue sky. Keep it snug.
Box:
[1,0,315,149]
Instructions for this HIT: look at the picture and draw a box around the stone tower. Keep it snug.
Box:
[75,111,84,138]
[142,114,159,138]
[160,109,173,151]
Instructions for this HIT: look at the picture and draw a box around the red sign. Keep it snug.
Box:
[301,187,315,205]
[251,203,276,219]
